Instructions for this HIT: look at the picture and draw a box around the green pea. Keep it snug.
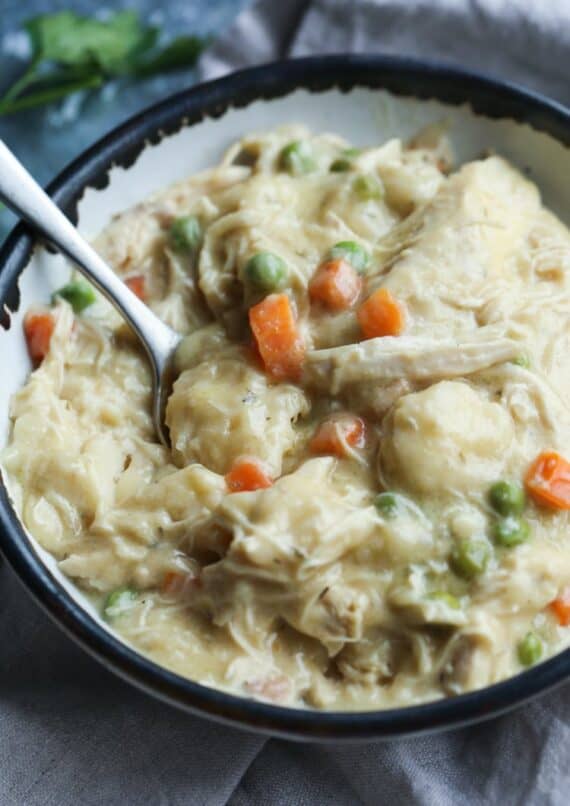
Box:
[353,174,383,201]
[169,215,202,253]
[52,280,96,314]
[517,631,543,667]
[330,148,361,172]
[375,492,398,519]
[279,141,317,176]
[330,159,352,173]
[492,517,531,548]
[329,241,370,274]
[244,252,287,291]
[103,588,138,621]
[450,539,490,580]
[488,480,526,517]
[429,591,461,609]
[511,354,531,368]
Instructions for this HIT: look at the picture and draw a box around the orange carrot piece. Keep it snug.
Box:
[226,457,274,493]
[23,311,55,365]
[249,293,305,380]
[525,451,570,510]
[125,274,146,301]
[309,258,363,311]
[549,588,570,627]
[309,414,366,457]
[357,287,405,339]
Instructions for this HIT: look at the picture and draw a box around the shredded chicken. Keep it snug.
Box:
[305,331,520,393]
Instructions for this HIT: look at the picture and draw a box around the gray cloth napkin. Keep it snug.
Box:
[201,0,570,106]
[1,2,569,804]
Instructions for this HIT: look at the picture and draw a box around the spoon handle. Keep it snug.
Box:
[0,140,178,360]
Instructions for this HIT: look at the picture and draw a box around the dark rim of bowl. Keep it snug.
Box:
[0,54,569,742]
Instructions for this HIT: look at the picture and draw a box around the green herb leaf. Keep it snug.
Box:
[25,11,159,74]
[0,71,103,116]
[132,35,209,77]
[0,11,209,118]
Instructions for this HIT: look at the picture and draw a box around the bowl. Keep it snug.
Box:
[1,55,569,742]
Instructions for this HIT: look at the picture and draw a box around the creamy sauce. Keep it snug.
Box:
[3,124,570,710]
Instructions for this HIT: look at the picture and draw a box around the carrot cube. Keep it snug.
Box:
[309,259,362,311]
[249,293,305,381]
[525,451,570,510]
[309,415,366,457]
[23,311,55,365]
[226,457,274,493]
[357,287,404,339]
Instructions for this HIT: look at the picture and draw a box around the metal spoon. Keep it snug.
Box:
[0,139,181,446]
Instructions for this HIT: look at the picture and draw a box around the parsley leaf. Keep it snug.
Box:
[132,35,211,78]
[0,11,208,117]
[25,11,159,73]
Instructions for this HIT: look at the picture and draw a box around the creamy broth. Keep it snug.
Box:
[3,124,570,710]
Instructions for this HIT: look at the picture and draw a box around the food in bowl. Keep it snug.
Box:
[2,124,570,710]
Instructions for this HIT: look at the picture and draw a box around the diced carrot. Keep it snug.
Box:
[309,414,366,457]
[125,274,146,301]
[525,451,570,510]
[549,588,570,627]
[23,311,55,366]
[357,287,405,339]
[249,293,305,380]
[226,456,274,493]
[309,258,363,311]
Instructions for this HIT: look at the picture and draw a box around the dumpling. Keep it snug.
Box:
[380,381,514,497]
[166,356,308,475]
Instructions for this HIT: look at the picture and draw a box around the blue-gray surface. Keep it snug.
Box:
[0,0,249,244]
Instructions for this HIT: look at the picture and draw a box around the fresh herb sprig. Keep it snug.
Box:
[0,11,208,117]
